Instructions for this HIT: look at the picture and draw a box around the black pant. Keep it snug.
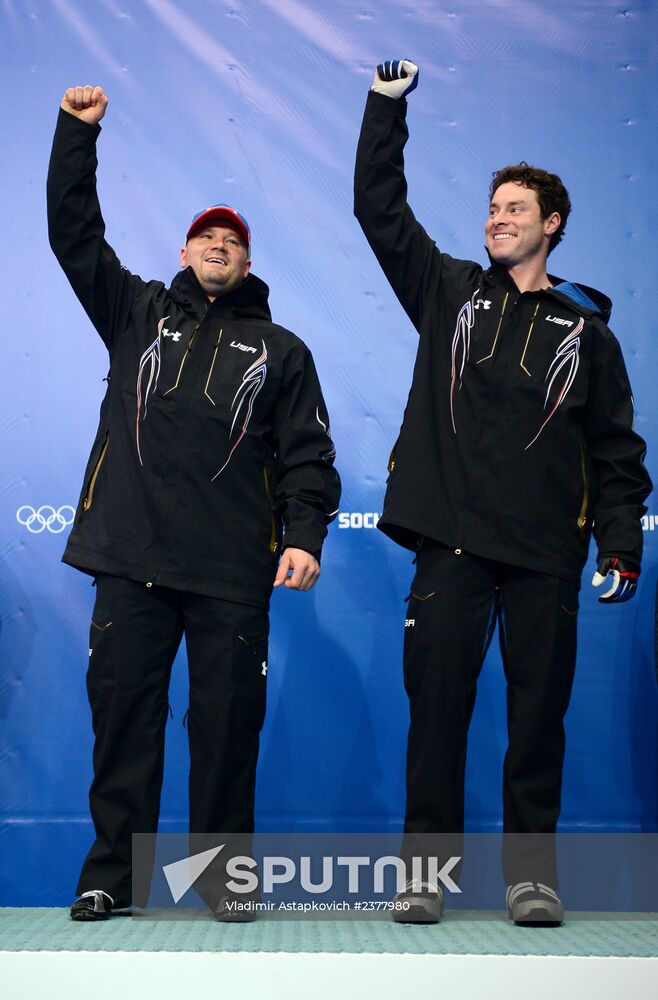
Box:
[402,542,579,887]
[76,574,269,905]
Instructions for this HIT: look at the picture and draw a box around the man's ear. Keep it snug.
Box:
[243,259,252,280]
[180,246,188,268]
[544,212,560,237]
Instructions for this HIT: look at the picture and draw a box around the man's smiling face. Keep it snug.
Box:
[485,181,559,271]
[180,223,251,299]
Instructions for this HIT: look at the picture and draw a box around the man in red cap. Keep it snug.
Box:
[181,203,253,299]
[48,85,340,921]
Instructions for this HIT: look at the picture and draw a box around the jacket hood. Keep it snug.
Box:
[548,280,611,323]
[169,267,272,322]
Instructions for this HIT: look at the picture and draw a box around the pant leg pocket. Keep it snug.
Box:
[403,543,462,687]
[233,628,269,733]
[403,589,439,698]
[86,590,117,703]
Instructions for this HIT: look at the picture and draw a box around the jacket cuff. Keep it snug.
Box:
[596,551,641,573]
[366,89,409,118]
[56,107,102,142]
[281,531,325,560]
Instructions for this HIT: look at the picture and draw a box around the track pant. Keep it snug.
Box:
[402,542,579,888]
[76,573,269,906]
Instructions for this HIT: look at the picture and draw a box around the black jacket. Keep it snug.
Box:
[48,110,340,608]
[354,91,651,582]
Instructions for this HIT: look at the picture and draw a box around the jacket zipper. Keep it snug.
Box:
[82,433,109,511]
[577,441,589,530]
[263,468,279,554]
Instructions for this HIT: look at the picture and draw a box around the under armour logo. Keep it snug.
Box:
[474,299,491,310]
[162,328,182,342]
[261,661,268,676]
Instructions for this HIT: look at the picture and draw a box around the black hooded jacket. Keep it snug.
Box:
[48,109,340,608]
[354,91,651,582]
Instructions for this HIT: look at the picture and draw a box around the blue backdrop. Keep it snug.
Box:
[0,0,656,905]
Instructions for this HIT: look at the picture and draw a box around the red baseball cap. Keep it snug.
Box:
[186,204,251,252]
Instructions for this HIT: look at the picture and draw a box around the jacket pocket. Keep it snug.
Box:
[201,326,221,404]
[263,468,279,554]
[577,441,589,531]
[82,433,109,512]
[386,438,400,482]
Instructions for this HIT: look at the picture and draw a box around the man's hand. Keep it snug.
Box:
[592,557,640,604]
[273,548,320,592]
[61,86,108,125]
[371,60,419,100]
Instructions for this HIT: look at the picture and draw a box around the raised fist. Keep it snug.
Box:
[371,60,419,100]
[61,86,108,125]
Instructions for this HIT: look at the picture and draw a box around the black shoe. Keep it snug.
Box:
[506,882,564,926]
[69,890,131,921]
[214,894,258,922]
[392,880,444,924]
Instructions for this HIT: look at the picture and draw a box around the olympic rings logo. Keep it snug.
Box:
[16,505,76,534]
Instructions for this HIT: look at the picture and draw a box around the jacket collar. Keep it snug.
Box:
[482,257,611,322]
[169,267,273,322]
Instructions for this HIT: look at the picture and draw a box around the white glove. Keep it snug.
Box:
[371,60,419,100]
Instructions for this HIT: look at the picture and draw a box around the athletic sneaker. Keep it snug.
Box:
[506,882,564,926]
[69,890,131,921]
[392,880,444,924]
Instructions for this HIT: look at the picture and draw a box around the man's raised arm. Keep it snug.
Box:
[353,60,438,332]
[47,85,139,349]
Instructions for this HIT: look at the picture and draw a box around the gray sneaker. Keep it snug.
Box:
[392,880,444,924]
[506,882,564,926]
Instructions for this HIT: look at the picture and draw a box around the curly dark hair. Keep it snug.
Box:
[489,162,571,254]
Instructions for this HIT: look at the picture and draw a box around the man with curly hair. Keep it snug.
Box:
[354,60,651,925]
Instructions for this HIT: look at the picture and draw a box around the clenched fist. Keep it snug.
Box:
[371,60,419,100]
[61,86,108,125]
